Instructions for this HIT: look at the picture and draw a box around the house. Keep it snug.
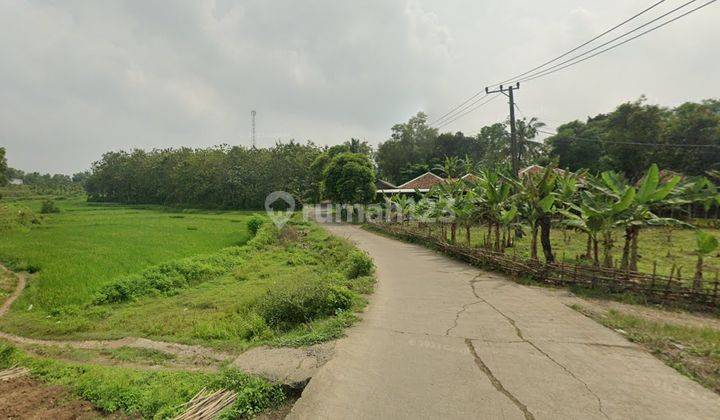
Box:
[376,172,446,195]
[375,179,397,190]
[376,171,480,196]
[9,178,23,185]
[518,164,567,178]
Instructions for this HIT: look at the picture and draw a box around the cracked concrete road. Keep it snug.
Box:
[288,224,720,419]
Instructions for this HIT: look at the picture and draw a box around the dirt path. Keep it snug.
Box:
[289,224,720,419]
[0,266,25,317]
[0,264,331,388]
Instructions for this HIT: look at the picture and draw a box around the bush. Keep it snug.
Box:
[40,199,60,214]
[345,251,374,279]
[256,280,353,330]
[246,214,265,236]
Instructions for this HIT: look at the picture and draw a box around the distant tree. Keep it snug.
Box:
[376,112,437,184]
[658,100,720,175]
[398,163,430,183]
[602,97,668,180]
[322,153,376,204]
[345,138,374,156]
[0,147,7,185]
[476,123,510,168]
[546,118,606,173]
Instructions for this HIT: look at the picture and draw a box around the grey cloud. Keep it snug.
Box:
[1,0,718,173]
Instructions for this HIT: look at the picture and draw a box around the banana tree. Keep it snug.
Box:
[385,194,415,225]
[473,169,514,252]
[693,230,718,291]
[600,164,687,271]
[510,165,558,262]
[562,180,635,268]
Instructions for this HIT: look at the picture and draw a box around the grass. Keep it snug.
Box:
[0,269,16,304]
[572,306,720,394]
[0,197,252,309]
[0,219,375,352]
[427,223,720,285]
[0,342,287,419]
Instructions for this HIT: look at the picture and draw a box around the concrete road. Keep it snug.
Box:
[288,224,720,420]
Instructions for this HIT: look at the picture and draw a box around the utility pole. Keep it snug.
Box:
[485,82,520,175]
[250,110,257,149]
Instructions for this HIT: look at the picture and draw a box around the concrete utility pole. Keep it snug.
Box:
[486,83,520,175]
[251,110,257,149]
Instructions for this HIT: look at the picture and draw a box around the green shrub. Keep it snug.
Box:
[94,256,232,304]
[256,280,353,330]
[246,214,265,236]
[345,251,374,279]
[213,370,286,419]
[40,199,60,214]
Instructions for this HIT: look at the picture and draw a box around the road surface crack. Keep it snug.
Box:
[445,300,482,336]
[469,278,609,419]
[465,338,535,420]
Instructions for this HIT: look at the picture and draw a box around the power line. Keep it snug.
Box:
[517,0,716,83]
[431,93,491,127]
[491,0,668,86]
[431,0,668,126]
[428,92,487,126]
[433,94,502,129]
[539,129,720,149]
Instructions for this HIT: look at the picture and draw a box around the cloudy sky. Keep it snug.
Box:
[1,0,718,174]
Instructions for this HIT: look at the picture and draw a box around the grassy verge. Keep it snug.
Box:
[571,305,720,394]
[1,218,375,352]
[0,342,286,419]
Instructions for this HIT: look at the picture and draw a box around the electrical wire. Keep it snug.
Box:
[491,0,668,86]
[433,94,503,129]
[517,0,716,83]
[430,93,491,127]
[432,0,669,126]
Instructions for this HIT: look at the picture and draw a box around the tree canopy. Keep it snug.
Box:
[547,98,720,180]
[322,153,376,204]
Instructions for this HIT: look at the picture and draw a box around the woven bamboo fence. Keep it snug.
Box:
[368,222,719,310]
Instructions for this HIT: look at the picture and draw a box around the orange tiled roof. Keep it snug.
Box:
[398,172,446,190]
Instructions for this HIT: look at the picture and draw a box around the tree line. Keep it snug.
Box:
[375,97,720,185]
[4,96,717,209]
[85,139,376,209]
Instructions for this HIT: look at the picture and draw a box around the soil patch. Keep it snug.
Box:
[0,376,122,419]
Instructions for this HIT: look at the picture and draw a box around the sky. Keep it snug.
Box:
[1,0,719,174]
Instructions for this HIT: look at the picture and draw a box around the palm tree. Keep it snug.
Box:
[515,117,546,165]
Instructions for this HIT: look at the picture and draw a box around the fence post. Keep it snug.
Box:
[650,261,657,291]
[714,270,719,305]
[665,264,676,299]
